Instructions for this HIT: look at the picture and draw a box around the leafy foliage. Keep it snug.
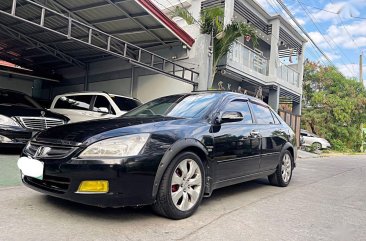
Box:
[302,61,366,152]
[172,7,195,25]
[172,6,257,82]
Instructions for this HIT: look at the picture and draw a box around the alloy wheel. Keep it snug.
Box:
[171,159,202,211]
[281,153,292,183]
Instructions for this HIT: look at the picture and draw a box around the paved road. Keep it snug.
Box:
[0,150,22,187]
[1,154,366,241]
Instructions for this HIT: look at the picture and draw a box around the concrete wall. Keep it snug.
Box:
[136,74,193,103]
[52,84,85,96]
[0,75,34,96]
[88,78,132,96]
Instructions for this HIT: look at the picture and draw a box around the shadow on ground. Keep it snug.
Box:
[40,178,272,220]
[0,147,23,155]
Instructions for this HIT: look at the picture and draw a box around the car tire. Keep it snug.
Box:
[312,142,322,151]
[152,152,205,219]
[268,150,293,187]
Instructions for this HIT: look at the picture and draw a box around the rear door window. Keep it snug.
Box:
[54,95,93,110]
[251,103,275,124]
[270,110,281,124]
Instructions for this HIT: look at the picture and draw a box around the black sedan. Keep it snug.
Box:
[0,89,69,148]
[18,91,296,219]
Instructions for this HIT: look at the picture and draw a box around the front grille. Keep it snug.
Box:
[17,117,65,130]
[25,175,70,194]
[24,142,77,159]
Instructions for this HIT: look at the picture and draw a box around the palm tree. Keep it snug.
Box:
[173,6,257,86]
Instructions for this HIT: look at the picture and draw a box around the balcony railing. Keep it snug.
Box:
[227,41,269,76]
[277,63,300,87]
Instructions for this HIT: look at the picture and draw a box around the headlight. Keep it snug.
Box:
[79,133,150,158]
[0,115,19,127]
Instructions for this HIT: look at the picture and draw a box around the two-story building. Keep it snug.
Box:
[163,0,306,116]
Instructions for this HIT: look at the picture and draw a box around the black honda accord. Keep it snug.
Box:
[18,91,296,219]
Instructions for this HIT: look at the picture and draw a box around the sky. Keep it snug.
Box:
[256,0,366,82]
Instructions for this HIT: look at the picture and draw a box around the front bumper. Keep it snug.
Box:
[21,154,164,207]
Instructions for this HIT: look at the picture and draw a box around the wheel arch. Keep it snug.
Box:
[281,142,296,168]
[152,139,209,199]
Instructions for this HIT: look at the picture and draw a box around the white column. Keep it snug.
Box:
[297,44,305,91]
[292,98,302,115]
[268,86,280,111]
[192,34,211,90]
[268,19,280,78]
[224,0,235,26]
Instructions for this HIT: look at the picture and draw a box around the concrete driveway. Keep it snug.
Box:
[1,154,366,241]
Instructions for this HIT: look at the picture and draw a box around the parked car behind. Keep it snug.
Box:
[0,89,68,148]
[18,91,296,219]
[49,92,141,123]
[300,129,331,150]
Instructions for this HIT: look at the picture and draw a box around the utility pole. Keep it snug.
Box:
[360,52,364,152]
[360,52,363,83]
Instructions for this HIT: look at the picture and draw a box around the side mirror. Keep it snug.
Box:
[98,107,109,114]
[218,111,244,124]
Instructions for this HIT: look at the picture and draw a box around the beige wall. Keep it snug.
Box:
[52,84,84,96]
[49,74,193,103]
[88,78,131,96]
[136,74,194,103]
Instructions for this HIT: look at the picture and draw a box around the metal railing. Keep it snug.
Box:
[0,0,199,85]
[227,41,269,75]
[277,62,300,87]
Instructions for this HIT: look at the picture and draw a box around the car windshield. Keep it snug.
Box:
[111,96,141,111]
[124,93,220,118]
[0,90,42,109]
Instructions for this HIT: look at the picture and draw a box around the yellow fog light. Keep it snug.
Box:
[77,180,109,193]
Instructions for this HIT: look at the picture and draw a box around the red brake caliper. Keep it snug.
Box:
[172,169,182,192]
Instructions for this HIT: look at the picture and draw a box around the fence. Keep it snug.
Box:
[278,109,301,147]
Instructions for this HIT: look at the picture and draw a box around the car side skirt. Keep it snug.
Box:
[211,169,276,191]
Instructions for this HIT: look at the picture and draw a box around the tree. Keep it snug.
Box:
[302,60,366,151]
[173,7,257,85]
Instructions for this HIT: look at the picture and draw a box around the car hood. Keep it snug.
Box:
[34,116,189,145]
[0,105,68,121]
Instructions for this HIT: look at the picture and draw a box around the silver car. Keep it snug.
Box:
[300,130,331,150]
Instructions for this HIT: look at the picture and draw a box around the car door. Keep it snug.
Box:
[213,99,261,181]
[250,102,283,172]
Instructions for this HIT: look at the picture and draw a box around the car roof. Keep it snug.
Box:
[55,91,140,101]
[191,91,268,106]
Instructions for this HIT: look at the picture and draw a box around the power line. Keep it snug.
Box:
[292,0,366,20]
[327,0,360,53]
[274,0,334,66]
[266,0,328,66]
[296,0,357,76]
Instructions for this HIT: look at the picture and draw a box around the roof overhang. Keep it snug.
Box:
[136,0,195,47]
[0,0,198,84]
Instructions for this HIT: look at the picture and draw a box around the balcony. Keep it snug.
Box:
[227,41,269,76]
[277,63,300,87]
